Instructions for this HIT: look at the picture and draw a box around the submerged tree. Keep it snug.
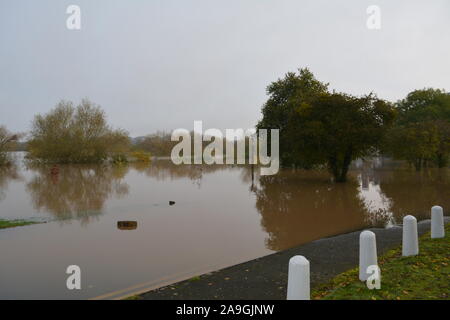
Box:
[0,126,20,165]
[28,99,130,163]
[385,88,450,169]
[257,69,396,182]
[134,131,176,157]
[383,122,439,171]
[257,68,329,167]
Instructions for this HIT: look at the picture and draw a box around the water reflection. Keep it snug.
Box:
[253,170,368,251]
[0,157,448,299]
[131,161,241,187]
[6,157,448,238]
[26,164,130,224]
[252,160,449,251]
[21,159,449,235]
[377,168,450,221]
[0,164,21,201]
[357,160,395,227]
[355,159,450,224]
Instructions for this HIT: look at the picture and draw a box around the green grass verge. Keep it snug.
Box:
[313,223,450,300]
[0,219,44,229]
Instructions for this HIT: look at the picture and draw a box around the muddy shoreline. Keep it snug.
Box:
[138,217,449,300]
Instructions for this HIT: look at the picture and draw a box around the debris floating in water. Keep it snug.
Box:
[117,221,137,230]
[169,201,175,206]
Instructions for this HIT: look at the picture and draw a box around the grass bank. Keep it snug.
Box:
[313,223,450,300]
[0,219,44,229]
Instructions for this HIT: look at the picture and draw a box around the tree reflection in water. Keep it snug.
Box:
[253,170,369,251]
[377,167,450,221]
[26,164,130,225]
[0,164,21,202]
[22,159,449,245]
[251,160,450,252]
[130,160,239,188]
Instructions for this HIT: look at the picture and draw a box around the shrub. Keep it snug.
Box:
[131,151,152,162]
[28,99,130,163]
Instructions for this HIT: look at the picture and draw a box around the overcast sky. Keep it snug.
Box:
[1,0,449,137]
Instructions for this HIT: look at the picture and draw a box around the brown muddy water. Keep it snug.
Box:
[0,153,448,299]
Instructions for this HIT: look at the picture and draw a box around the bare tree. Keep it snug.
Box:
[0,126,19,165]
[28,99,130,163]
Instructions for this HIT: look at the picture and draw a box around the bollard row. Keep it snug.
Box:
[359,230,377,281]
[287,256,310,300]
[402,215,419,256]
[286,205,445,299]
[431,206,444,239]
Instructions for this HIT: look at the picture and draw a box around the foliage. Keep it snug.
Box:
[134,131,222,158]
[0,126,20,165]
[257,68,396,182]
[27,99,130,163]
[385,89,450,169]
[110,153,129,165]
[134,131,175,157]
[396,88,450,125]
[291,93,396,182]
[384,122,439,170]
[313,224,450,300]
[257,68,329,167]
[131,150,152,162]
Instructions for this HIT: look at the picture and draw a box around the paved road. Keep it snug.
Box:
[140,218,448,300]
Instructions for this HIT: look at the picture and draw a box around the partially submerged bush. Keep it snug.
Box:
[28,99,130,164]
[110,153,129,165]
[0,126,20,166]
[131,150,152,162]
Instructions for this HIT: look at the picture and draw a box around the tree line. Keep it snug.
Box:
[256,68,449,182]
[0,68,449,183]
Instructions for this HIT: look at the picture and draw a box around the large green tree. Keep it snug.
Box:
[257,68,329,167]
[257,68,396,182]
[386,88,450,169]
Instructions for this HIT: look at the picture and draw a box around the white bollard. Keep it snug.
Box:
[402,215,419,256]
[431,206,445,239]
[287,255,310,300]
[359,231,378,281]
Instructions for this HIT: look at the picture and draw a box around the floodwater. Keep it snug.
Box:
[0,153,448,299]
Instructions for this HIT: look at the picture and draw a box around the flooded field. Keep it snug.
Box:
[0,154,448,299]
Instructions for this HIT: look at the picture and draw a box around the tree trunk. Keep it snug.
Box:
[329,149,352,183]
[328,155,339,182]
[436,153,448,168]
[414,158,422,171]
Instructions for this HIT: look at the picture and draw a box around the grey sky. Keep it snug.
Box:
[1,0,449,136]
